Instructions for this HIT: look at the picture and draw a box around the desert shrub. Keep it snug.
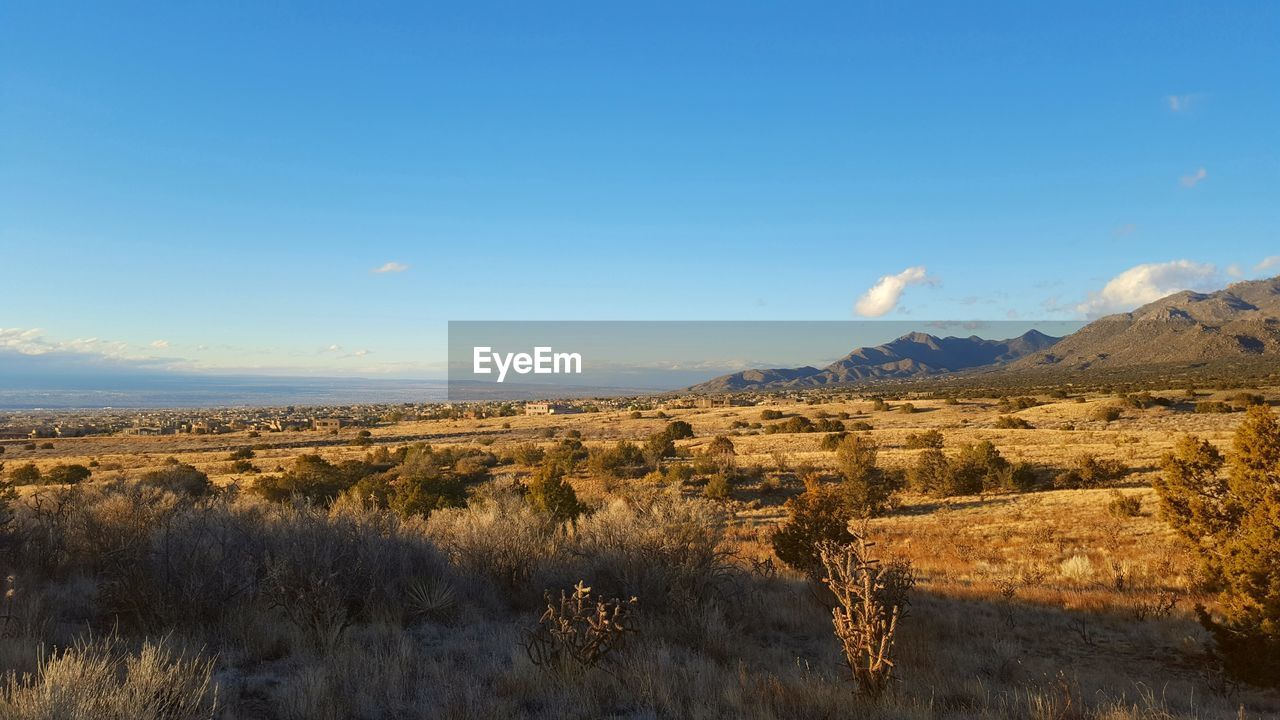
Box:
[1230,391,1266,408]
[904,430,943,449]
[772,480,856,578]
[45,463,91,486]
[819,538,914,698]
[260,500,447,647]
[251,454,352,505]
[703,471,732,500]
[588,441,645,478]
[665,420,695,440]
[1092,404,1123,422]
[543,439,588,474]
[427,489,560,601]
[1053,453,1128,489]
[524,580,637,674]
[1106,490,1142,518]
[871,399,888,412]
[629,410,644,419]
[897,403,916,415]
[1195,400,1233,414]
[911,446,956,494]
[509,442,546,466]
[9,463,39,486]
[994,415,1033,429]
[389,474,467,519]
[1153,436,1230,544]
[909,442,1031,495]
[760,409,784,421]
[642,432,676,470]
[1121,392,1170,410]
[0,636,219,720]
[525,461,585,524]
[39,443,54,450]
[819,432,847,451]
[1155,407,1280,686]
[998,396,1040,412]
[765,416,814,434]
[138,463,211,496]
[570,495,732,622]
[704,435,735,460]
[835,434,897,516]
[848,421,873,432]
[228,446,255,460]
[231,459,256,473]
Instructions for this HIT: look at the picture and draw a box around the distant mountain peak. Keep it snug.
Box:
[688,329,1060,392]
[1012,275,1280,372]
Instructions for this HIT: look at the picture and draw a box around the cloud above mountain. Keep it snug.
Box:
[854,266,931,317]
[1076,261,1219,318]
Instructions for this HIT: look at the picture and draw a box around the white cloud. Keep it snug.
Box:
[854,266,932,317]
[1076,260,1219,318]
[150,339,170,348]
[371,261,409,274]
[321,344,342,353]
[1225,264,1243,278]
[1179,167,1207,188]
[354,349,371,357]
[1255,256,1280,273]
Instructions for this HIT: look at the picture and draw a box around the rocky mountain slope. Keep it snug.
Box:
[1012,276,1280,371]
[690,329,1059,392]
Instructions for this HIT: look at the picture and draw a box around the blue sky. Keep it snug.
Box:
[1,1,1277,378]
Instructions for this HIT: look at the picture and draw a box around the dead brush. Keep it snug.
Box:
[1130,589,1180,622]
[818,538,915,698]
[0,575,14,638]
[524,580,638,674]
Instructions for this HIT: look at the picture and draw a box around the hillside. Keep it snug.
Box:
[690,329,1059,392]
[1013,276,1280,372]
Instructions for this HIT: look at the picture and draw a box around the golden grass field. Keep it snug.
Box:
[3,387,1278,719]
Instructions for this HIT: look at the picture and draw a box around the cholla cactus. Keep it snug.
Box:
[819,539,914,698]
[524,580,637,673]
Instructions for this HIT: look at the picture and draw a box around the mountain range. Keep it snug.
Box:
[689,275,1280,392]
[1011,276,1280,371]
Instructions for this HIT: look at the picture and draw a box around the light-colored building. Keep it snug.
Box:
[694,396,735,409]
[525,402,576,415]
[313,418,346,431]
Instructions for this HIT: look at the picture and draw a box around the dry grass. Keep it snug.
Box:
[2,386,1278,718]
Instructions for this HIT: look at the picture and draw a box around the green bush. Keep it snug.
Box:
[835,434,897,516]
[819,432,847,451]
[1154,407,1280,686]
[139,463,211,496]
[9,462,41,486]
[526,461,585,524]
[45,463,92,485]
[904,430,944,449]
[771,480,857,579]
[702,471,732,501]
[760,409,784,421]
[1106,490,1142,518]
[1053,453,1128,489]
[1092,405,1123,422]
[1195,401,1233,414]
[994,415,1033,429]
